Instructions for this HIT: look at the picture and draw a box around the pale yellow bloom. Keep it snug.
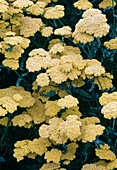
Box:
[57,95,79,109]
[44,5,65,19]
[74,0,93,10]
[36,73,50,87]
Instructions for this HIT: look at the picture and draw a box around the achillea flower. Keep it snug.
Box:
[101,101,117,119]
[104,37,117,49]
[80,117,100,126]
[2,7,24,26]
[48,38,65,50]
[12,0,33,9]
[84,64,105,76]
[20,17,42,37]
[29,48,49,57]
[107,159,117,170]
[0,106,7,116]
[81,163,107,170]
[26,55,51,72]
[2,59,19,70]
[26,1,46,16]
[39,116,81,144]
[99,0,116,9]
[26,99,45,124]
[45,100,61,117]
[81,164,97,170]
[74,0,93,10]
[40,163,60,170]
[62,46,81,55]
[46,65,68,84]
[41,26,53,37]
[0,86,35,114]
[36,73,50,87]
[0,21,11,38]
[73,32,94,44]
[81,124,105,143]
[14,138,51,162]
[54,26,72,38]
[0,0,9,13]
[99,92,117,105]
[95,144,116,161]
[57,95,79,109]
[73,8,110,43]
[44,5,65,19]
[11,113,32,127]
[58,115,82,141]
[44,149,62,163]
[49,43,64,54]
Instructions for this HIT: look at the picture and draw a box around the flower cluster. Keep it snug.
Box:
[74,0,93,10]
[99,92,117,119]
[0,86,35,115]
[72,8,110,43]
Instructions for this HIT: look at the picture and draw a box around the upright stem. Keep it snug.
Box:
[0,114,11,144]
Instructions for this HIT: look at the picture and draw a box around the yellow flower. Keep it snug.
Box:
[27,1,46,16]
[44,149,62,163]
[99,0,116,9]
[101,101,117,119]
[57,95,79,109]
[54,26,72,38]
[44,5,65,19]
[0,0,9,13]
[81,124,105,143]
[107,159,117,170]
[104,37,117,49]
[41,26,53,37]
[12,0,34,9]
[49,43,64,54]
[95,144,116,161]
[36,73,50,87]
[73,8,110,43]
[11,113,32,127]
[0,106,7,116]
[84,64,105,76]
[27,99,45,124]
[74,0,93,10]
[40,163,60,170]
[45,100,61,117]
[20,17,41,37]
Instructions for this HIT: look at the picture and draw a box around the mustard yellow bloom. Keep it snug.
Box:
[44,149,62,163]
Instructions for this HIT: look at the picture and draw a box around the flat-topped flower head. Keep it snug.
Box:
[44,5,65,19]
[99,0,116,9]
[74,0,93,10]
[57,95,79,109]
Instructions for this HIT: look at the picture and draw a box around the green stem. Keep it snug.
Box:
[96,77,104,92]
[0,114,11,143]
[112,0,116,37]
[112,118,116,130]
[87,45,93,59]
